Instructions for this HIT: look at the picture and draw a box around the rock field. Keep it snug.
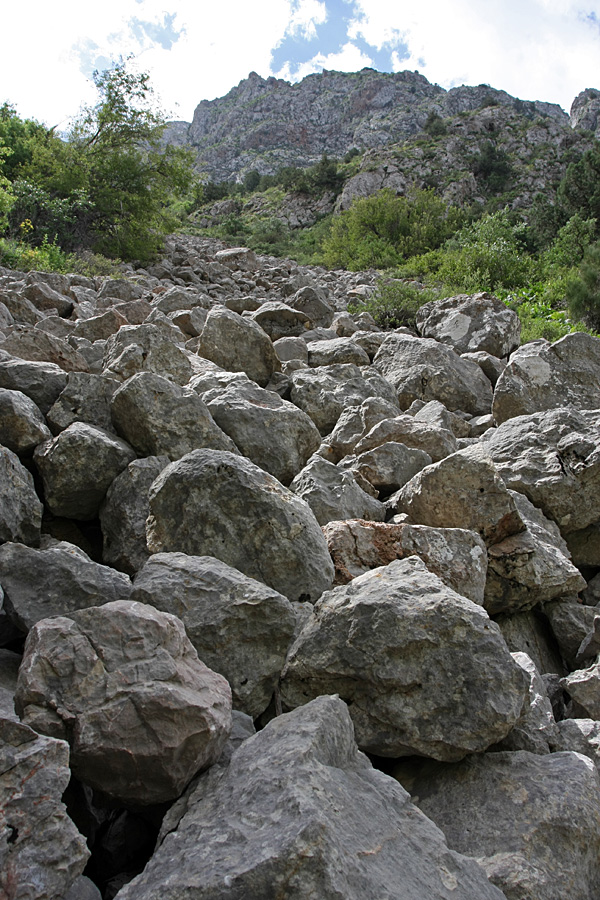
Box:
[2,234,600,899]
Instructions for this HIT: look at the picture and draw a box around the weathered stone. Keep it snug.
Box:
[0,356,67,415]
[562,662,600,718]
[132,553,296,717]
[0,388,51,453]
[97,278,145,303]
[395,445,525,546]
[326,396,401,460]
[340,441,432,493]
[111,371,236,460]
[0,649,20,720]
[282,557,527,759]
[306,337,370,367]
[354,412,458,461]
[72,309,128,342]
[288,284,334,328]
[290,455,385,525]
[494,652,558,753]
[215,246,258,270]
[396,749,600,900]
[46,372,120,435]
[416,292,521,357]
[0,326,89,373]
[250,301,311,340]
[493,332,600,424]
[0,446,42,546]
[15,601,232,806]
[204,378,321,485]
[23,280,74,317]
[544,597,597,667]
[103,322,193,384]
[272,335,309,363]
[289,363,398,435]
[322,519,487,603]
[147,449,334,603]
[100,456,170,575]
[0,541,131,632]
[197,306,281,387]
[566,522,600,566]
[0,717,90,900]
[34,422,136,520]
[373,332,493,415]
[552,718,600,768]
[115,696,506,900]
[461,349,506,386]
[413,399,471,437]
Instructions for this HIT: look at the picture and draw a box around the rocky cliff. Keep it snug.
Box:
[165,67,600,187]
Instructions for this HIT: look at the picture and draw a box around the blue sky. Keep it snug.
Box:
[2,0,600,127]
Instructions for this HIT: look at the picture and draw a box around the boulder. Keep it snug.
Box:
[372,333,493,415]
[495,608,566,677]
[394,445,526,546]
[544,597,598,668]
[288,284,334,327]
[72,309,128,342]
[413,399,471,437]
[339,441,432,494]
[354,412,458,461]
[111,372,237,460]
[493,332,600,424]
[289,363,398,435]
[100,456,170,575]
[132,553,296,717]
[146,449,334,603]
[46,372,120,435]
[322,519,487,603]
[0,326,89,373]
[416,292,521,357]
[281,557,527,759]
[34,423,136,520]
[552,718,600,767]
[0,717,90,900]
[250,301,311,340]
[15,601,232,806]
[197,306,281,387]
[0,356,67,414]
[115,696,506,900]
[0,446,42,546]
[494,652,559,754]
[103,322,193,384]
[326,396,401,460]
[290,455,385,526]
[0,388,51,453]
[395,749,600,900]
[306,337,370,367]
[0,541,132,632]
[482,407,600,535]
[561,661,600,718]
[203,378,321,485]
[461,349,506,386]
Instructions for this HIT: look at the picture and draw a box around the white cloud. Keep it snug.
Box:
[274,40,373,82]
[348,0,600,111]
[287,0,328,39]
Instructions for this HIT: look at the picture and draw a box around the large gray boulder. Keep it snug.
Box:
[0,388,51,454]
[289,455,385,526]
[353,412,459,461]
[290,363,399,435]
[132,553,296,717]
[495,652,559,754]
[103,322,193,384]
[197,306,281,387]
[281,557,527,760]
[115,696,506,900]
[203,377,321,485]
[46,372,120,435]
[15,600,232,806]
[395,445,526,546]
[34,422,136,520]
[322,519,487,604]
[0,326,89,373]
[100,456,170,575]
[0,541,132,632]
[146,450,334,603]
[339,440,432,493]
[111,371,237,460]
[493,332,600,424]
[326,396,401,460]
[482,407,600,535]
[0,355,67,414]
[395,749,600,900]
[0,717,90,900]
[0,446,42,546]
[372,333,493,415]
[306,337,370,367]
[416,292,521,357]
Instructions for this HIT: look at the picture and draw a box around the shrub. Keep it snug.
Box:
[565,241,600,330]
[348,279,439,330]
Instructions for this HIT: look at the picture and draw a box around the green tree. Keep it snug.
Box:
[0,103,49,181]
[558,144,600,235]
[566,241,600,330]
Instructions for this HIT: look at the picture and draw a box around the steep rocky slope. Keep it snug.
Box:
[3,238,600,899]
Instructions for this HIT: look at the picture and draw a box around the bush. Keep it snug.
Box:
[348,279,439,330]
[565,241,600,330]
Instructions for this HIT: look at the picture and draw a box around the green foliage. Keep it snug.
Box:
[423,112,447,137]
[0,103,49,180]
[348,278,439,329]
[322,188,463,271]
[542,214,597,269]
[0,143,13,231]
[470,141,513,193]
[7,178,94,249]
[558,143,600,233]
[565,241,600,330]
[0,234,71,272]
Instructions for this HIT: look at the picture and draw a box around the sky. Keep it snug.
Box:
[2,0,600,129]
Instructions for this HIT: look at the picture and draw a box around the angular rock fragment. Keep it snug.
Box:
[100,456,170,575]
[416,292,521,357]
[132,553,296,717]
[103,322,193,384]
[354,412,458,461]
[281,557,527,759]
[395,749,600,900]
[0,326,89,373]
[34,422,136,520]
[0,446,42,545]
[0,541,132,632]
[322,519,487,603]
[46,372,120,435]
[373,332,493,415]
[326,396,401,460]
[0,717,90,900]
[0,388,51,453]
[340,441,432,494]
[116,696,506,900]
[290,455,385,526]
[197,306,281,387]
[306,337,370,367]
[147,449,334,603]
[494,652,558,753]
[0,356,67,414]
[15,600,232,806]
[250,301,311,340]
